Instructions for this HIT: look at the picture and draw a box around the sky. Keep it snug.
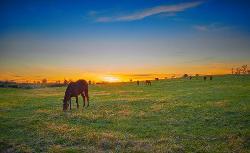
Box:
[0,0,250,82]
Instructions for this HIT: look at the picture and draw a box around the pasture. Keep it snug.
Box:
[0,75,250,152]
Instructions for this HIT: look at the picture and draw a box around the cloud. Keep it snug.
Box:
[125,74,154,77]
[181,57,216,64]
[193,23,233,32]
[193,25,209,31]
[95,1,204,22]
[13,75,23,78]
[96,17,112,22]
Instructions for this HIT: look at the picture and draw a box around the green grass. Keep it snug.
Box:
[0,75,250,152]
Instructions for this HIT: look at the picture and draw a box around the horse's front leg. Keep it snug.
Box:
[76,96,79,109]
[81,93,85,107]
[69,98,72,110]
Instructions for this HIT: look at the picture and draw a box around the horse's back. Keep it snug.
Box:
[76,80,88,86]
[66,80,88,97]
[76,80,88,91]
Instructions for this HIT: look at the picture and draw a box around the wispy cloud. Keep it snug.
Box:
[124,74,154,77]
[193,23,233,32]
[95,1,204,22]
[88,10,98,16]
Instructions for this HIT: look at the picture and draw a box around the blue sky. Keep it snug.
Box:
[1,0,250,81]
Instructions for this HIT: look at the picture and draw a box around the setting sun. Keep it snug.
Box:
[103,76,120,82]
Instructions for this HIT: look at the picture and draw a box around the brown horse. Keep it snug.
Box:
[63,79,89,111]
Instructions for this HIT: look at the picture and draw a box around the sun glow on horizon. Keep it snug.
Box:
[102,76,121,82]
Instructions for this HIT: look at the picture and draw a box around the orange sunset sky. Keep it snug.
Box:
[1,1,250,82]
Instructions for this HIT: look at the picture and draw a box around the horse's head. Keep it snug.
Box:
[62,98,69,111]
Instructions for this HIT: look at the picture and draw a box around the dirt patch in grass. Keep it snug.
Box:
[98,139,154,152]
[47,145,83,153]
[118,109,131,116]
[112,97,149,102]
[118,90,144,94]
[35,109,51,114]
[91,91,111,96]
[214,100,228,108]
[46,122,79,134]
[137,111,146,118]
[151,103,165,112]
[87,131,124,141]
[0,140,33,153]
[227,134,245,152]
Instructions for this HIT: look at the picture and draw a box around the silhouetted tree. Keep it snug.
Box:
[242,65,247,74]
[195,74,199,79]
[64,79,68,85]
[232,65,249,75]
[235,67,241,75]
[42,79,47,84]
[183,74,188,78]
[155,78,159,81]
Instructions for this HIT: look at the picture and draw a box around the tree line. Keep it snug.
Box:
[232,65,250,75]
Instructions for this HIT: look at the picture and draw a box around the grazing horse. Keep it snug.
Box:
[136,80,139,86]
[63,80,89,111]
[145,80,151,85]
[209,75,213,80]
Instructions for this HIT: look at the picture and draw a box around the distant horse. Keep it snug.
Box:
[209,75,213,80]
[145,80,151,85]
[136,80,140,86]
[203,76,207,81]
[63,79,89,111]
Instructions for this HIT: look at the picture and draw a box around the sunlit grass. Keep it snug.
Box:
[0,75,250,152]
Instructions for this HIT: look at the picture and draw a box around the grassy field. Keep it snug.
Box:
[0,75,250,153]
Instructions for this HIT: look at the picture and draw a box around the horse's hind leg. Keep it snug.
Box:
[85,96,89,107]
[81,93,85,107]
[76,96,79,108]
[85,89,89,107]
[69,98,72,110]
